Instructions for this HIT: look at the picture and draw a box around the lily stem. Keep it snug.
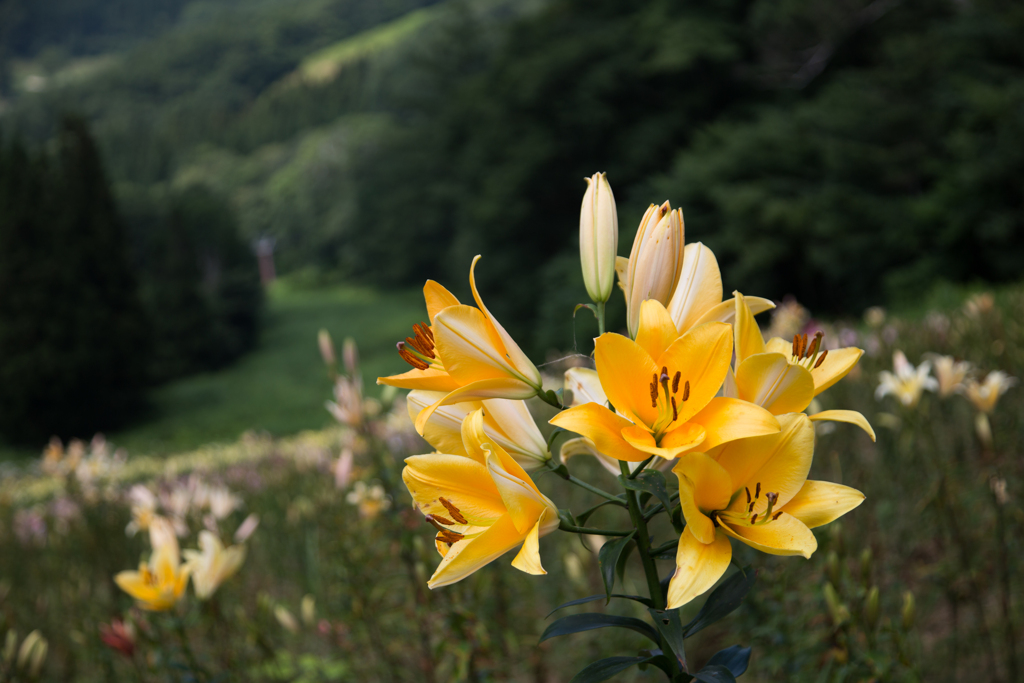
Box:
[596,300,606,336]
[627,455,656,479]
[557,520,632,536]
[546,463,626,505]
[619,461,681,676]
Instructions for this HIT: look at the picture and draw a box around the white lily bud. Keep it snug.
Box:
[622,201,684,337]
[579,172,618,304]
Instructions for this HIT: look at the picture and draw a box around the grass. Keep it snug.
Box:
[0,280,422,461]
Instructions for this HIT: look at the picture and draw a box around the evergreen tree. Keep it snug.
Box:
[0,118,152,443]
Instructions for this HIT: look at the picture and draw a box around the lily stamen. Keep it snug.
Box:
[439,497,468,524]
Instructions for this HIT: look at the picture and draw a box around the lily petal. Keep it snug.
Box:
[692,296,775,328]
[811,347,864,395]
[594,333,659,428]
[434,305,521,384]
[780,480,865,529]
[808,410,876,441]
[666,528,733,609]
[635,300,682,362]
[468,255,542,387]
[428,513,525,589]
[378,367,462,391]
[510,509,552,575]
[402,454,506,521]
[564,367,608,407]
[622,423,705,460]
[408,390,481,456]
[485,451,547,534]
[482,398,549,464]
[733,291,766,364]
[413,377,537,434]
[735,353,815,415]
[673,453,732,544]
[666,242,724,334]
[656,322,733,421]
[549,403,649,462]
[715,413,814,512]
[560,437,623,476]
[424,280,460,322]
[719,512,817,559]
[686,397,781,451]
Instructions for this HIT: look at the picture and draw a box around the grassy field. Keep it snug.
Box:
[0,279,423,461]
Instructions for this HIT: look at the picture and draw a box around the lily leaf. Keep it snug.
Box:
[693,665,737,683]
[540,613,660,646]
[569,656,653,683]
[577,499,620,526]
[648,607,687,667]
[621,471,674,517]
[683,566,757,637]
[706,645,751,677]
[574,303,599,320]
[598,530,635,596]
[546,594,652,618]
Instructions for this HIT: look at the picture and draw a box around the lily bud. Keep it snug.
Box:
[859,548,872,587]
[579,172,618,304]
[864,586,880,630]
[317,330,336,369]
[901,591,915,630]
[301,595,316,626]
[621,202,684,337]
[826,550,841,587]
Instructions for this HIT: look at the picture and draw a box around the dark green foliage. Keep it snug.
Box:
[0,118,152,442]
[123,185,263,381]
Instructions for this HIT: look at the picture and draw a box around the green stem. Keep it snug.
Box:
[557,520,632,536]
[596,300,607,336]
[618,461,680,675]
[648,539,679,557]
[172,616,205,682]
[545,463,626,505]
[627,455,656,479]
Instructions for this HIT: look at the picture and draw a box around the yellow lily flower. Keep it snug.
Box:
[550,300,780,462]
[926,354,973,397]
[407,389,550,470]
[114,518,191,611]
[728,292,874,440]
[378,256,542,434]
[668,413,865,607]
[403,408,558,588]
[558,367,634,476]
[183,530,247,600]
[665,242,774,335]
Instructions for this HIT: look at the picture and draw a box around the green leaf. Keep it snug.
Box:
[569,655,663,683]
[706,645,750,677]
[598,530,635,596]
[693,665,737,683]
[546,594,652,618]
[540,613,661,645]
[574,303,599,319]
[648,607,687,666]
[621,471,674,517]
[614,538,636,584]
[683,566,757,637]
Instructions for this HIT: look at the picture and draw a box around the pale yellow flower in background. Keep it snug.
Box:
[408,390,550,470]
[378,256,543,433]
[114,518,191,611]
[963,371,1016,414]
[926,354,973,397]
[617,201,684,338]
[346,481,392,520]
[207,486,242,520]
[125,485,158,537]
[579,172,618,304]
[963,292,995,318]
[183,530,247,600]
[875,351,938,407]
[403,409,558,588]
[668,414,864,607]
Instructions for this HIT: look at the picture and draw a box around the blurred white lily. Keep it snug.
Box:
[963,371,1016,414]
[875,351,937,407]
[346,481,392,520]
[927,354,973,397]
[183,530,247,600]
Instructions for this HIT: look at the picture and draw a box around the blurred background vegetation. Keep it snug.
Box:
[2,0,1024,447]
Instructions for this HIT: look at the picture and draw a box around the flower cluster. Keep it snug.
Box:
[383,173,871,614]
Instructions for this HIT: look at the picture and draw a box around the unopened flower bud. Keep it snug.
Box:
[823,582,849,627]
[859,548,872,587]
[274,606,299,633]
[901,591,915,630]
[342,337,360,377]
[318,330,336,368]
[301,595,316,626]
[826,550,841,587]
[621,202,684,337]
[16,631,42,670]
[579,172,618,305]
[864,586,880,631]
